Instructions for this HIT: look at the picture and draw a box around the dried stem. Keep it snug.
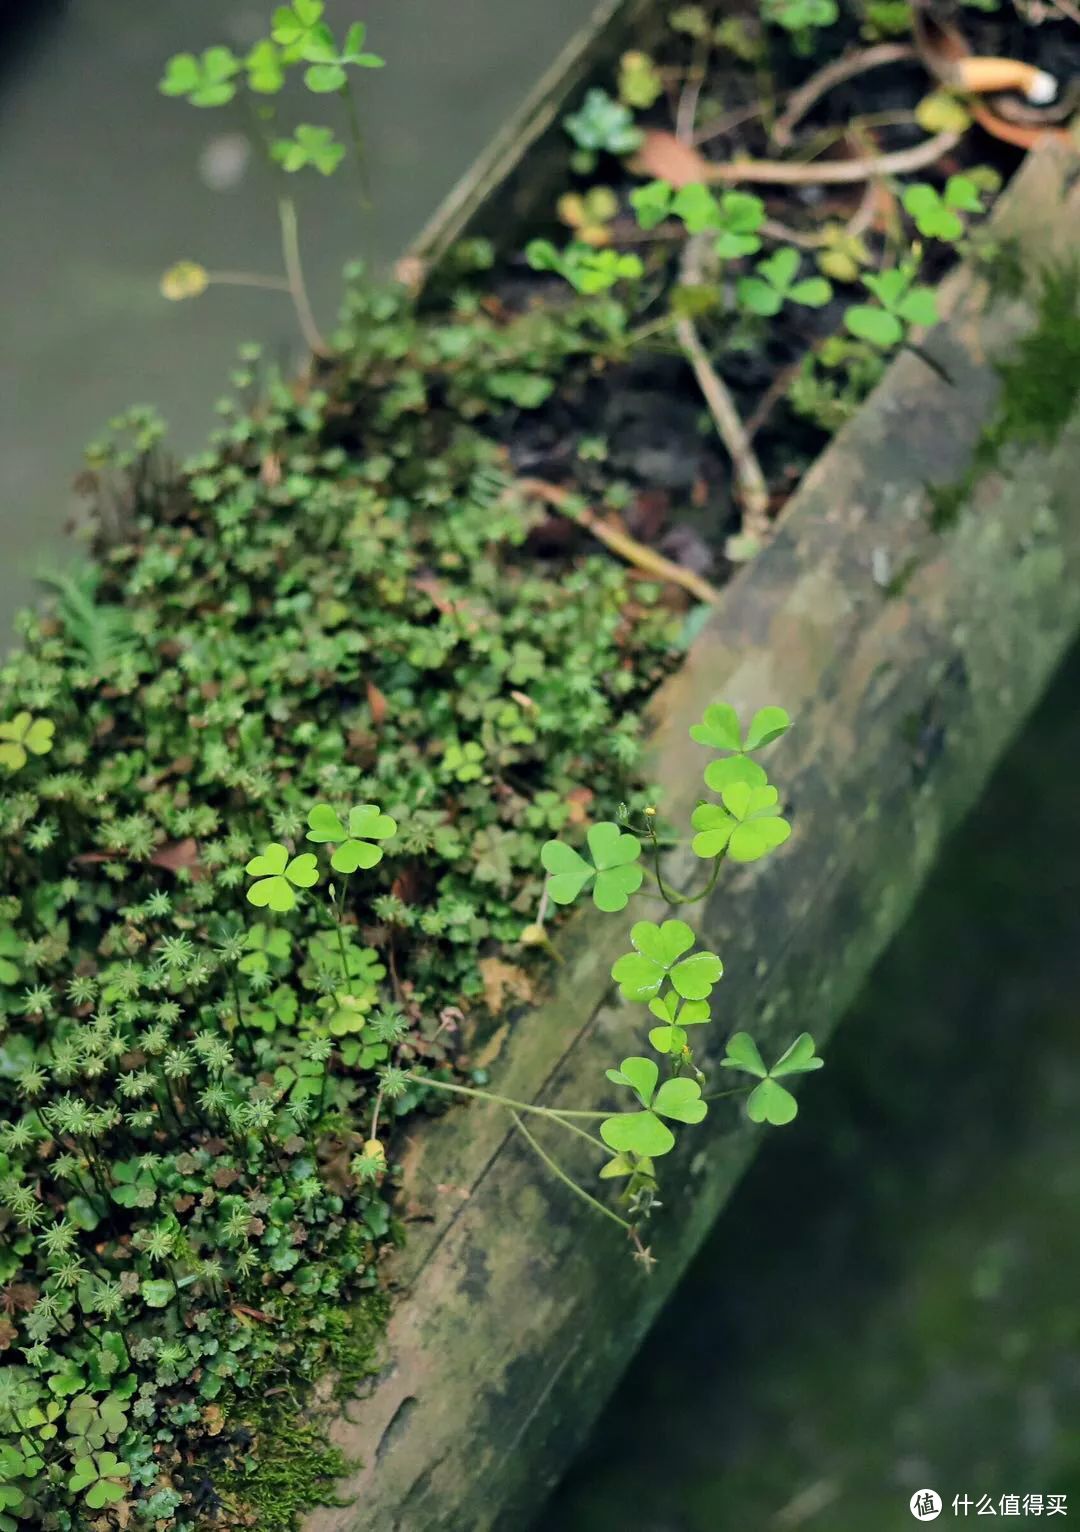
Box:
[513,479,721,605]
[675,235,770,540]
[704,130,962,185]
[277,196,329,357]
[771,42,918,147]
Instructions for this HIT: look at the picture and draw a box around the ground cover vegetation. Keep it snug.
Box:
[1,0,1075,1525]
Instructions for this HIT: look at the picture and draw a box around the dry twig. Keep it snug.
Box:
[705,129,962,184]
[772,43,918,147]
[513,479,721,606]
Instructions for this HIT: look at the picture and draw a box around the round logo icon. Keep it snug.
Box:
[910,1490,942,1521]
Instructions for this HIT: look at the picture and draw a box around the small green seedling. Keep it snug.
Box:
[903,175,984,242]
[844,263,939,349]
[761,0,839,52]
[0,711,54,772]
[245,843,320,910]
[691,782,792,862]
[306,802,397,871]
[738,247,833,317]
[612,919,723,1002]
[526,239,644,295]
[273,124,346,175]
[720,1031,824,1124]
[631,181,766,258]
[563,87,643,173]
[67,1451,130,1510]
[541,822,644,911]
[159,47,240,107]
[601,1057,707,1156]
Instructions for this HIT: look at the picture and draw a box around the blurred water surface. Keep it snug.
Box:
[0,0,596,624]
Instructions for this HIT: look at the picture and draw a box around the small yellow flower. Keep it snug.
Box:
[160,261,209,301]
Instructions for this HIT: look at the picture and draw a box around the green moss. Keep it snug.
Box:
[928,260,1080,530]
[218,1291,388,1525]
[219,1402,352,1531]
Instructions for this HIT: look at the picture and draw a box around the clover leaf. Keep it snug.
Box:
[691,781,791,862]
[526,239,643,295]
[238,922,290,975]
[159,47,240,108]
[563,88,643,155]
[611,919,723,1002]
[629,179,674,230]
[275,11,384,91]
[541,821,643,911]
[903,175,983,242]
[691,703,790,790]
[273,124,345,175]
[647,993,710,1054]
[245,843,320,911]
[738,247,832,317]
[246,39,286,94]
[321,990,372,1037]
[306,801,397,871]
[338,21,384,68]
[845,263,939,350]
[721,1030,823,1124]
[601,1055,708,1157]
[68,1450,130,1509]
[630,183,764,257]
[271,0,325,49]
[0,712,55,772]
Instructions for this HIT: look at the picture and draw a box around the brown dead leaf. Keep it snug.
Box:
[566,786,595,825]
[202,1403,226,1437]
[0,1317,17,1350]
[366,679,388,727]
[260,453,282,488]
[149,837,202,875]
[631,129,714,187]
[391,867,421,904]
[472,1021,510,1071]
[479,956,534,1015]
[230,1304,279,1324]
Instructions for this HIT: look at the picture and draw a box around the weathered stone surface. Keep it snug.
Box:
[305,135,1080,1532]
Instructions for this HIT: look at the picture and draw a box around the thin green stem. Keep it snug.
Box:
[332,882,353,985]
[231,969,256,1063]
[702,1084,751,1102]
[647,830,725,906]
[509,1112,630,1232]
[406,1072,608,1122]
[341,80,372,207]
[206,271,293,292]
[277,195,329,357]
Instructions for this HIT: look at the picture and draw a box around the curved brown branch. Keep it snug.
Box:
[704,130,962,185]
[772,43,918,148]
[513,479,721,606]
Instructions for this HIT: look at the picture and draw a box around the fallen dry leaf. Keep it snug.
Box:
[478,956,534,1015]
[631,128,714,187]
[472,1021,511,1071]
[366,678,388,727]
[149,837,202,875]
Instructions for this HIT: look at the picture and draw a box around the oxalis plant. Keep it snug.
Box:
[159,2,384,355]
[245,701,822,1269]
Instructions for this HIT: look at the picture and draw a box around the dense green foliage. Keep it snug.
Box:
[0,261,677,1526]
